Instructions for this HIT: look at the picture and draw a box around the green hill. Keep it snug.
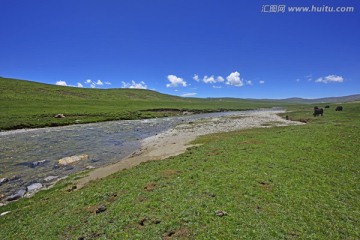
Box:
[0,78,285,130]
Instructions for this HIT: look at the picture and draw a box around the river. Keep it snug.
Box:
[0,111,249,200]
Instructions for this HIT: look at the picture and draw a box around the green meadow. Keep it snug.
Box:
[0,98,358,239]
[0,78,292,130]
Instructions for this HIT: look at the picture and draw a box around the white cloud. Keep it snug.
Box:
[77,83,83,88]
[202,75,225,84]
[182,92,197,97]
[305,74,313,81]
[56,80,67,86]
[84,79,97,88]
[84,79,106,88]
[193,74,199,82]
[213,85,222,89]
[226,71,243,87]
[315,75,344,84]
[295,78,301,82]
[105,81,111,85]
[246,80,253,85]
[166,75,187,87]
[216,76,225,82]
[259,80,265,84]
[203,75,216,84]
[121,80,147,89]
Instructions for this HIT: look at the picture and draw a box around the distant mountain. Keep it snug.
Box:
[256,94,360,104]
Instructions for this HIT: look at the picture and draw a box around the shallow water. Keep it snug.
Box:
[0,111,250,199]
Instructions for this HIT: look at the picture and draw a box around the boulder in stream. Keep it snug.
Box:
[26,183,43,192]
[58,154,89,166]
[0,178,8,186]
[6,189,26,201]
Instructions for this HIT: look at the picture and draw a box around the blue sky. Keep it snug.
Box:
[1,0,359,99]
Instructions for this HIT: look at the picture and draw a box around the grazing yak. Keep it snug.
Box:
[335,106,343,111]
[313,106,324,117]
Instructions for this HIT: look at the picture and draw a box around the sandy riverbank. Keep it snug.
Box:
[76,110,304,188]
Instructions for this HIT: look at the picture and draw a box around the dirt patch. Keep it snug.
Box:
[161,169,180,178]
[259,181,273,191]
[144,182,157,192]
[163,227,191,239]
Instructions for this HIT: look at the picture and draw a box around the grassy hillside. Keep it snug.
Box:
[0,102,358,239]
[0,78,290,130]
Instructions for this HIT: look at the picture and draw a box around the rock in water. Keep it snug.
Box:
[44,176,58,182]
[31,160,46,167]
[0,178,8,186]
[58,154,89,166]
[7,189,26,201]
[26,183,43,192]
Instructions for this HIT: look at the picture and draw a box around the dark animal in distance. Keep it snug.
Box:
[313,106,324,117]
[325,105,330,108]
[335,106,343,111]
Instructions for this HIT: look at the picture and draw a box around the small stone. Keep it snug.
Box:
[31,160,46,167]
[58,154,89,166]
[44,176,59,182]
[26,183,43,192]
[205,192,216,198]
[215,210,227,217]
[67,185,77,192]
[0,178,8,186]
[54,114,65,118]
[86,165,95,170]
[7,189,26,201]
[96,205,107,214]
[0,211,11,217]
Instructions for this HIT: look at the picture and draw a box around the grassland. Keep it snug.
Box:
[0,102,358,239]
[0,77,294,130]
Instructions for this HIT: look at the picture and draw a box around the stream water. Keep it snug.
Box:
[0,111,247,200]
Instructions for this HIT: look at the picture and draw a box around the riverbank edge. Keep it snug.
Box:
[75,110,304,189]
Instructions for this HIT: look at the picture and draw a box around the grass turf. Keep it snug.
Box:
[0,102,358,239]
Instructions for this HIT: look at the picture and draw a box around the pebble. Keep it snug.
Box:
[86,165,95,170]
[31,160,46,167]
[0,211,11,217]
[215,210,227,217]
[96,205,107,214]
